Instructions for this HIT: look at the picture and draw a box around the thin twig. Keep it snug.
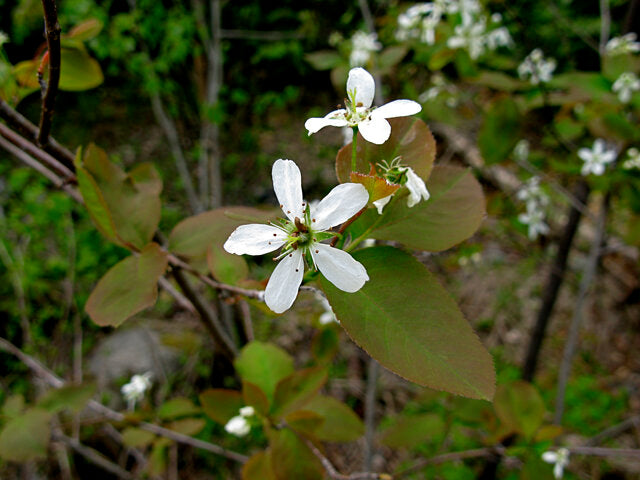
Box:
[219,29,304,40]
[238,300,254,343]
[52,431,135,480]
[150,90,202,213]
[0,99,75,166]
[304,437,386,479]
[587,415,640,446]
[395,447,505,478]
[0,336,249,464]
[0,135,83,203]
[599,0,611,56]
[554,193,610,424]
[38,0,62,146]
[0,123,75,181]
[363,358,379,473]
[568,446,640,458]
[158,277,197,314]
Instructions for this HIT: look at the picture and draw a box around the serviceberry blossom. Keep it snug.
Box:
[605,33,640,56]
[224,159,369,314]
[372,158,430,214]
[513,139,530,163]
[349,31,382,67]
[396,2,457,44]
[447,17,488,60]
[224,406,255,437]
[578,139,616,176]
[517,177,549,208]
[612,72,640,103]
[0,32,8,47]
[305,67,422,145]
[518,49,556,85]
[623,147,640,169]
[542,448,570,479]
[518,204,549,240]
[121,372,152,410]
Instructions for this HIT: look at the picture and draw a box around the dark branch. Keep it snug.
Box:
[37,0,62,146]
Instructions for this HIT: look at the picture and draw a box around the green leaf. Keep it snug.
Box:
[336,117,436,183]
[311,326,339,365]
[199,389,244,425]
[242,451,277,480]
[378,46,408,72]
[37,384,96,414]
[284,410,325,437]
[166,418,206,436]
[478,97,521,165]
[234,341,294,406]
[65,18,104,42]
[304,51,342,70]
[268,429,324,480]
[0,408,52,462]
[242,382,270,417]
[271,367,328,418]
[320,247,495,400]
[2,395,25,419]
[207,243,249,285]
[85,243,168,327]
[299,395,364,442]
[169,206,277,261]
[356,165,485,252]
[122,427,156,448]
[59,47,104,91]
[158,397,201,420]
[148,438,170,476]
[380,413,446,449]
[470,71,526,92]
[76,144,163,249]
[493,381,545,439]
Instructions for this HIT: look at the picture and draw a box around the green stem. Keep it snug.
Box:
[345,198,393,252]
[351,126,358,172]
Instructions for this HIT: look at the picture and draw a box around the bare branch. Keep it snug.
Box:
[220,29,304,41]
[304,437,387,480]
[395,447,505,478]
[599,0,611,56]
[568,446,640,459]
[0,99,75,166]
[38,0,62,145]
[587,415,640,446]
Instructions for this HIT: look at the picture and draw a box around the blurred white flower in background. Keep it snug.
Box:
[542,448,570,479]
[518,206,549,240]
[578,139,616,176]
[315,292,338,325]
[622,147,640,169]
[349,31,382,67]
[121,372,152,410]
[0,32,9,47]
[513,139,530,163]
[605,33,640,56]
[612,72,640,103]
[518,49,556,85]
[224,406,256,437]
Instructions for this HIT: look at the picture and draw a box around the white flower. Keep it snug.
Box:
[486,26,513,50]
[121,372,153,410]
[517,176,549,208]
[612,72,640,103]
[513,139,530,162]
[605,33,640,56]
[578,139,616,176]
[304,67,422,145]
[518,49,556,85]
[373,165,430,214]
[542,448,570,479]
[224,159,370,314]
[349,31,382,67]
[518,206,549,240]
[224,415,250,437]
[239,406,255,417]
[447,17,487,60]
[623,147,640,169]
[0,32,8,47]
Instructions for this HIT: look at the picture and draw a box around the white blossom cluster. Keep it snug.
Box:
[542,448,570,479]
[224,406,255,437]
[623,147,640,169]
[517,176,550,240]
[396,0,512,59]
[605,33,640,56]
[349,31,382,67]
[517,49,556,85]
[578,139,617,176]
[121,372,153,410]
[612,72,640,103]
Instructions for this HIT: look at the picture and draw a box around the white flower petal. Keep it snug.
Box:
[311,243,369,292]
[371,99,422,120]
[264,249,304,313]
[347,67,375,108]
[542,452,558,463]
[311,183,369,231]
[272,159,304,222]
[225,415,250,436]
[224,224,286,255]
[373,195,392,214]
[304,110,348,134]
[553,462,564,479]
[405,168,430,207]
[358,117,391,144]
